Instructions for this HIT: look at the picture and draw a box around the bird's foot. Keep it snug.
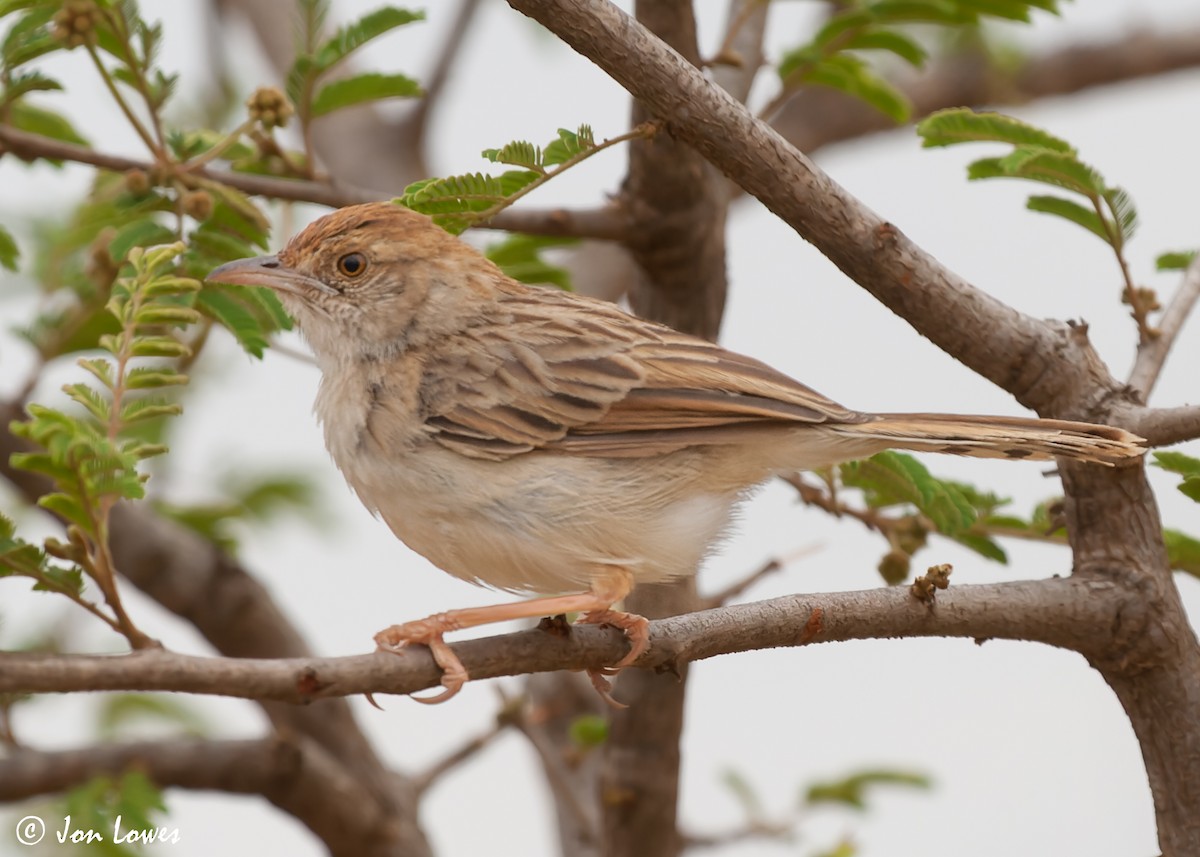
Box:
[375,618,469,705]
[575,608,650,709]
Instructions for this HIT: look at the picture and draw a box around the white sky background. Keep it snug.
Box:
[2,1,1200,855]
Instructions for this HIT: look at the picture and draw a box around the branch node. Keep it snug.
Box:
[911,563,953,604]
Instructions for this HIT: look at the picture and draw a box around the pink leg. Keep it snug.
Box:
[375,568,645,704]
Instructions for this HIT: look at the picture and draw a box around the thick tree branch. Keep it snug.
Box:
[1123,404,1200,448]
[0,736,401,857]
[502,0,1132,425]
[0,578,1133,700]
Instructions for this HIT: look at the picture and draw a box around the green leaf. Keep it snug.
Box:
[568,714,608,748]
[77,357,115,389]
[196,286,272,357]
[107,217,176,263]
[1152,452,1200,503]
[1103,186,1138,242]
[141,276,203,298]
[310,71,422,117]
[97,694,209,740]
[721,768,764,818]
[1152,451,1200,477]
[63,382,110,423]
[1025,195,1108,242]
[6,99,88,156]
[482,140,544,172]
[0,224,18,271]
[1164,528,1200,578]
[3,68,62,101]
[134,304,202,327]
[805,54,910,123]
[485,233,577,290]
[542,126,596,167]
[805,769,932,810]
[1156,251,1197,272]
[37,492,93,533]
[842,452,976,534]
[867,0,974,24]
[397,171,540,233]
[125,366,188,389]
[950,531,1008,563]
[844,28,928,66]
[1000,149,1104,195]
[916,108,1073,152]
[130,336,191,358]
[33,563,85,596]
[119,397,181,426]
[315,7,425,70]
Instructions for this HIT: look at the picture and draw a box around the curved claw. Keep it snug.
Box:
[587,668,629,710]
[375,620,470,706]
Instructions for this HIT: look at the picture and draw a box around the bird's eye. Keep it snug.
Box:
[337,252,367,277]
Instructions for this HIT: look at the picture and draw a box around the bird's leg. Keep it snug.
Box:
[374,567,646,705]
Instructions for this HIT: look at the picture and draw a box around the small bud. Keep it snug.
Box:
[52,0,102,49]
[124,168,151,197]
[878,549,910,586]
[246,86,294,130]
[182,189,214,221]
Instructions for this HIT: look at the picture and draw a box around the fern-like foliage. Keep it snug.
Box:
[7,242,201,644]
[776,0,1060,123]
[286,5,423,125]
[917,109,1138,252]
[399,125,619,233]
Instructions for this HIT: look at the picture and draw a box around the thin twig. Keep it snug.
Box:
[0,126,629,241]
[413,716,509,795]
[702,544,821,609]
[496,687,598,843]
[1128,253,1200,398]
[404,0,482,145]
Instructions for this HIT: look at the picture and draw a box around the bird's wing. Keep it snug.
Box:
[420,290,870,461]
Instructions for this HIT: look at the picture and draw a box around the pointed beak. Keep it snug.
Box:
[207,255,338,296]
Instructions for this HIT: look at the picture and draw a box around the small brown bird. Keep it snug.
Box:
[209,202,1144,704]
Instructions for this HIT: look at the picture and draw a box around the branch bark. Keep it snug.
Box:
[499,2,1200,851]
[0,578,1135,700]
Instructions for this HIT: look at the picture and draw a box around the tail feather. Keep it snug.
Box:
[836,413,1145,466]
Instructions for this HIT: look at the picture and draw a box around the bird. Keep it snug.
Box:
[207,201,1145,704]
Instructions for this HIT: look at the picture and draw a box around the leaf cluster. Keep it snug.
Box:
[57,771,169,857]
[777,0,1060,122]
[286,4,423,124]
[838,451,1011,582]
[1152,452,1200,580]
[10,243,199,535]
[399,126,599,233]
[485,233,578,290]
[917,108,1137,254]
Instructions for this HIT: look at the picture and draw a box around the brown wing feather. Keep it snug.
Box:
[418,289,867,460]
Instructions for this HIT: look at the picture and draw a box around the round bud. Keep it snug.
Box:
[182,189,214,221]
[124,168,151,197]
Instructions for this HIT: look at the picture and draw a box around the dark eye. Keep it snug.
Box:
[337,252,367,277]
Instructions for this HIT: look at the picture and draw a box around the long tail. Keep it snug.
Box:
[833,413,1145,466]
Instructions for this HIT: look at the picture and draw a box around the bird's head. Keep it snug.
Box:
[207,202,496,365]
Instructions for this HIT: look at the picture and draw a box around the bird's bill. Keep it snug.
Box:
[206,255,338,295]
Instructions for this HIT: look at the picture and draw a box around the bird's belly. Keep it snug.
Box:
[348,448,740,594]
